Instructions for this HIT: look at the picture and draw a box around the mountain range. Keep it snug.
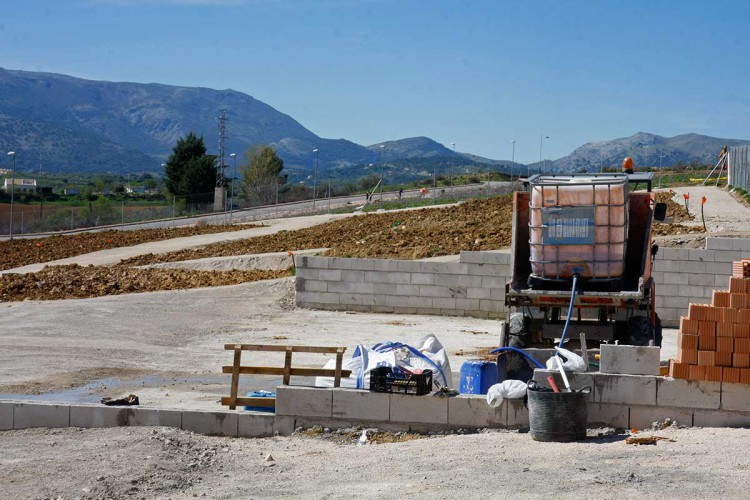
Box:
[0,68,747,181]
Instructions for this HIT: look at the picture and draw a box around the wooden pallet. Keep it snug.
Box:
[221,344,352,410]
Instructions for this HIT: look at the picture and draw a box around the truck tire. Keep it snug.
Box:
[627,315,662,347]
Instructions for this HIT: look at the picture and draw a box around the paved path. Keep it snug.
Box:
[663,185,750,232]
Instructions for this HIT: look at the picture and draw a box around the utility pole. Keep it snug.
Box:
[313,148,319,208]
[7,151,16,240]
[380,144,385,202]
[214,109,228,212]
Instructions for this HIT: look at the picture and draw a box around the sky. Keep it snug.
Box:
[2,0,749,163]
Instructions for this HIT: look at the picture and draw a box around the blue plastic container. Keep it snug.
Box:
[459,360,499,395]
[243,390,276,412]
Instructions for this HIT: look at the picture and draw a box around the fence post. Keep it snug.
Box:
[121,200,125,228]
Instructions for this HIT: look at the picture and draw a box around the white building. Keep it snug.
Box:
[2,178,37,193]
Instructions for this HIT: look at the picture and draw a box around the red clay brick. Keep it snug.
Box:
[678,334,699,350]
[736,338,750,354]
[705,366,723,382]
[734,323,750,339]
[729,277,750,293]
[707,306,723,322]
[739,309,750,324]
[698,335,716,351]
[698,321,716,336]
[713,290,731,308]
[689,365,707,381]
[717,336,735,352]
[717,322,734,337]
[723,308,741,324]
[731,293,748,309]
[716,351,734,367]
[669,361,690,379]
[680,317,699,335]
[741,369,750,384]
[698,351,716,366]
[733,353,750,368]
[723,367,741,384]
[677,348,698,365]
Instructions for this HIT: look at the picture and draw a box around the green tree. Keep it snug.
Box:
[240,145,287,206]
[164,132,217,196]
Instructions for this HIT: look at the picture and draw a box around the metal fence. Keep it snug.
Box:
[728,145,750,192]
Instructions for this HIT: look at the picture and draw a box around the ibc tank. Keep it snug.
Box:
[529,175,628,280]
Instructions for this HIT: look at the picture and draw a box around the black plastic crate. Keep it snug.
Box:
[369,367,433,395]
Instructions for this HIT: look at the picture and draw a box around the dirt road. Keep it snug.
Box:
[1,425,748,499]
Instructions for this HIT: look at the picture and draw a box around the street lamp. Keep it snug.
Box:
[659,150,666,188]
[539,135,549,175]
[313,148,319,208]
[6,151,15,240]
[229,153,237,220]
[379,144,385,202]
[511,140,516,182]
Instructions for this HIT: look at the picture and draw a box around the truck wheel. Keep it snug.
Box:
[627,316,656,346]
[653,314,663,347]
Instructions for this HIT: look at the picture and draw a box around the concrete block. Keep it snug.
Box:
[296,278,327,293]
[662,273,690,286]
[273,415,296,436]
[130,409,182,428]
[302,256,330,269]
[447,395,505,428]
[339,294,364,305]
[396,260,422,272]
[655,259,680,272]
[661,296,690,309]
[432,298,458,310]
[13,402,69,429]
[658,283,683,297]
[479,299,504,312]
[657,378,720,409]
[294,267,319,280]
[481,276,505,289]
[467,287,492,300]
[363,271,410,284]
[715,274,730,287]
[693,410,750,428]
[706,238,734,251]
[410,273,435,285]
[386,295,434,309]
[460,251,487,264]
[182,410,238,437]
[435,274,472,287]
[714,250,743,263]
[506,399,529,428]
[688,249,715,262]
[679,261,706,274]
[732,238,750,251]
[70,405,139,428]
[371,259,399,272]
[720,382,750,412]
[599,345,660,376]
[417,285,453,298]
[587,403,629,428]
[340,270,365,282]
[629,405,693,430]
[389,393,448,424]
[590,373,657,406]
[0,402,13,430]
[326,281,360,293]
[333,389,390,421]
[395,284,422,296]
[237,413,275,438]
[706,261,731,275]
[345,259,377,271]
[318,269,342,281]
[689,274,718,286]
[276,386,332,418]
[490,288,506,301]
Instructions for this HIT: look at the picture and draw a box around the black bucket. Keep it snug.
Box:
[527,382,590,442]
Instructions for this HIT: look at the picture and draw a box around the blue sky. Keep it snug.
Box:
[2,0,749,163]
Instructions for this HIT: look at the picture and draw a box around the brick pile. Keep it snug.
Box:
[671,259,750,383]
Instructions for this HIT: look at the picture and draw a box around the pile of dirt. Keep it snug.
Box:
[0,224,253,272]
[655,191,695,223]
[122,196,515,266]
[0,264,290,302]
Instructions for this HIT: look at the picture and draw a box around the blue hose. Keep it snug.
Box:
[558,274,579,348]
[490,346,545,369]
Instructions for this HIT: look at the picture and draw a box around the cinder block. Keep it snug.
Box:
[689,274,718,286]
[237,413,275,438]
[662,273,689,286]
[13,402,69,429]
[294,267,319,280]
[340,270,365,282]
[720,382,750,412]
[590,373,657,406]
[296,278,327,293]
[599,345,660,376]
[714,250,743,263]
[302,256,330,269]
[0,403,13,430]
[70,405,139,428]
[505,399,528,428]
[587,403,629,429]
[467,287,492,300]
[372,259,400,272]
[274,415,296,436]
[346,258,377,271]
[479,299,504,313]
[693,409,750,428]
[480,276,505,289]
[182,411,238,437]
[447,395,506,428]
[688,249,715,262]
[332,389,390,421]
[339,294,364,305]
[706,238,735,251]
[732,239,750,251]
[318,269,342,281]
[129,409,181,428]
[418,285,455,298]
[410,273,435,285]
[657,378,720,409]
[629,405,693,429]
[396,260,422,272]
[389,393,447,424]
[679,261,706,274]
[661,248,689,260]
[276,386,333,418]
[658,283,683,297]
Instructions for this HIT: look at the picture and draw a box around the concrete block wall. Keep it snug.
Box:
[533,369,750,429]
[295,251,510,319]
[296,238,750,325]
[654,238,750,326]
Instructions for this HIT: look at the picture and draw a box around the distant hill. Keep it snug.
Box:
[532,132,750,173]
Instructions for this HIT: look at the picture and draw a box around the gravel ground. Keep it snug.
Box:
[2,425,750,499]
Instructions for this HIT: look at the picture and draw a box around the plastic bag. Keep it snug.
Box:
[486,379,527,408]
[315,334,452,390]
[545,346,586,372]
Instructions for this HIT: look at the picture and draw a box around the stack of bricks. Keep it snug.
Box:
[671,260,750,383]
